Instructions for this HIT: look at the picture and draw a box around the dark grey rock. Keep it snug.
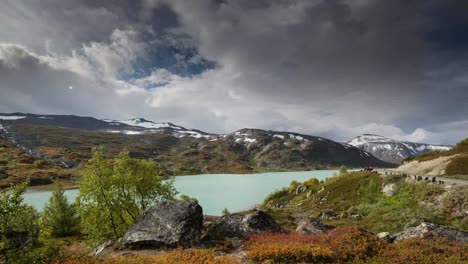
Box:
[206,210,284,240]
[122,200,203,248]
[295,185,307,195]
[393,222,468,243]
[296,218,332,235]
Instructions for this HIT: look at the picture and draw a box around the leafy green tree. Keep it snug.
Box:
[339,165,348,175]
[0,180,41,262]
[43,183,79,237]
[77,148,178,244]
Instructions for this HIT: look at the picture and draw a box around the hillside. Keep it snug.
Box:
[396,138,468,179]
[347,134,451,164]
[0,113,394,187]
[261,171,468,233]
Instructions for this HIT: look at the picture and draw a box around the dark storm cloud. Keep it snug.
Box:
[0,0,467,144]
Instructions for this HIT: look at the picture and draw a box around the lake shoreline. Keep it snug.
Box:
[24,170,337,215]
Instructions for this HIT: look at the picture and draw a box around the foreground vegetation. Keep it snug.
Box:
[1,153,466,263]
[0,148,176,263]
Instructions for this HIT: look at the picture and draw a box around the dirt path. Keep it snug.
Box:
[375,168,468,186]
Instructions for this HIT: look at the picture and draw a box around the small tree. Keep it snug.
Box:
[77,148,178,244]
[0,180,41,262]
[43,183,79,237]
[222,208,230,215]
[339,165,348,175]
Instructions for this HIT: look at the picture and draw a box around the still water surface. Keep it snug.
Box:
[24,170,336,215]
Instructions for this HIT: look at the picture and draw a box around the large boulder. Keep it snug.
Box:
[296,217,333,235]
[206,210,284,240]
[393,222,468,243]
[122,200,203,248]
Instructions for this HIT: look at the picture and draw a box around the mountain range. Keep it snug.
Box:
[346,134,452,164]
[0,113,398,186]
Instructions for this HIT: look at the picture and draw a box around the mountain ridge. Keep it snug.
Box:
[347,134,452,164]
[0,113,396,187]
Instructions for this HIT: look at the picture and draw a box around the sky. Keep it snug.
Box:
[0,0,467,144]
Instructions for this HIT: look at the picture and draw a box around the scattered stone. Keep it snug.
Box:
[377,232,394,243]
[393,222,468,243]
[320,209,337,219]
[206,210,284,240]
[273,201,290,208]
[349,214,363,219]
[296,218,333,235]
[122,200,203,248]
[296,185,307,195]
[94,239,119,256]
[381,183,397,196]
[306,190,313,198]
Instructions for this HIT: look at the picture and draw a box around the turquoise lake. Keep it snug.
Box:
[24,170,336,216]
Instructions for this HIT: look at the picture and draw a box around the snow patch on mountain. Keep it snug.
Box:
[347,134,452,164]
[103,118,183,130]
[0,115,26,120]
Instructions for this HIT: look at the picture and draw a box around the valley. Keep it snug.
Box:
[0,113,394,188]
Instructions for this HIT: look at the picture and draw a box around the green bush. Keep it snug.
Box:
[339,165,348,175]
[289,180,300,190]
[303,177,320,188]
[43,183,80,237]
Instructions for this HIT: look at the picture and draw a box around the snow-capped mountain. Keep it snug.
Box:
[0,113,395,176]
[347,134,452,164]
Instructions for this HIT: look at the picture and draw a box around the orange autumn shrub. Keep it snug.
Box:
[360,237,468,264]
[325,226,387,261]
[246,232,322,246]
[246,227,387,263]
[248,242,333,263]
[57,248,239,264]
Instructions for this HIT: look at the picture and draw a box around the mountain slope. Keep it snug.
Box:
[347,134,451,164]
[0,113,395,186]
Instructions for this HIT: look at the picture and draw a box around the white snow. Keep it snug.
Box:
[244,137,256,143]
[0,115,26,120]
[38,116,53,119]
[124,131,142,135]
[428,145,451,151]
[273,134,285,139]
[103,118,181,130]
[179,130,211,139]
[348,134,395,147]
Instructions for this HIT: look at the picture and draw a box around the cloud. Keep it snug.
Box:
[0,0,467,145]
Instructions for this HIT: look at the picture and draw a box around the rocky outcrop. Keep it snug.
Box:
[381,183,397,196]
[122,200,203,248]
[296,218,333,235]
[206,210,284,240]
[393,222,468,243]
